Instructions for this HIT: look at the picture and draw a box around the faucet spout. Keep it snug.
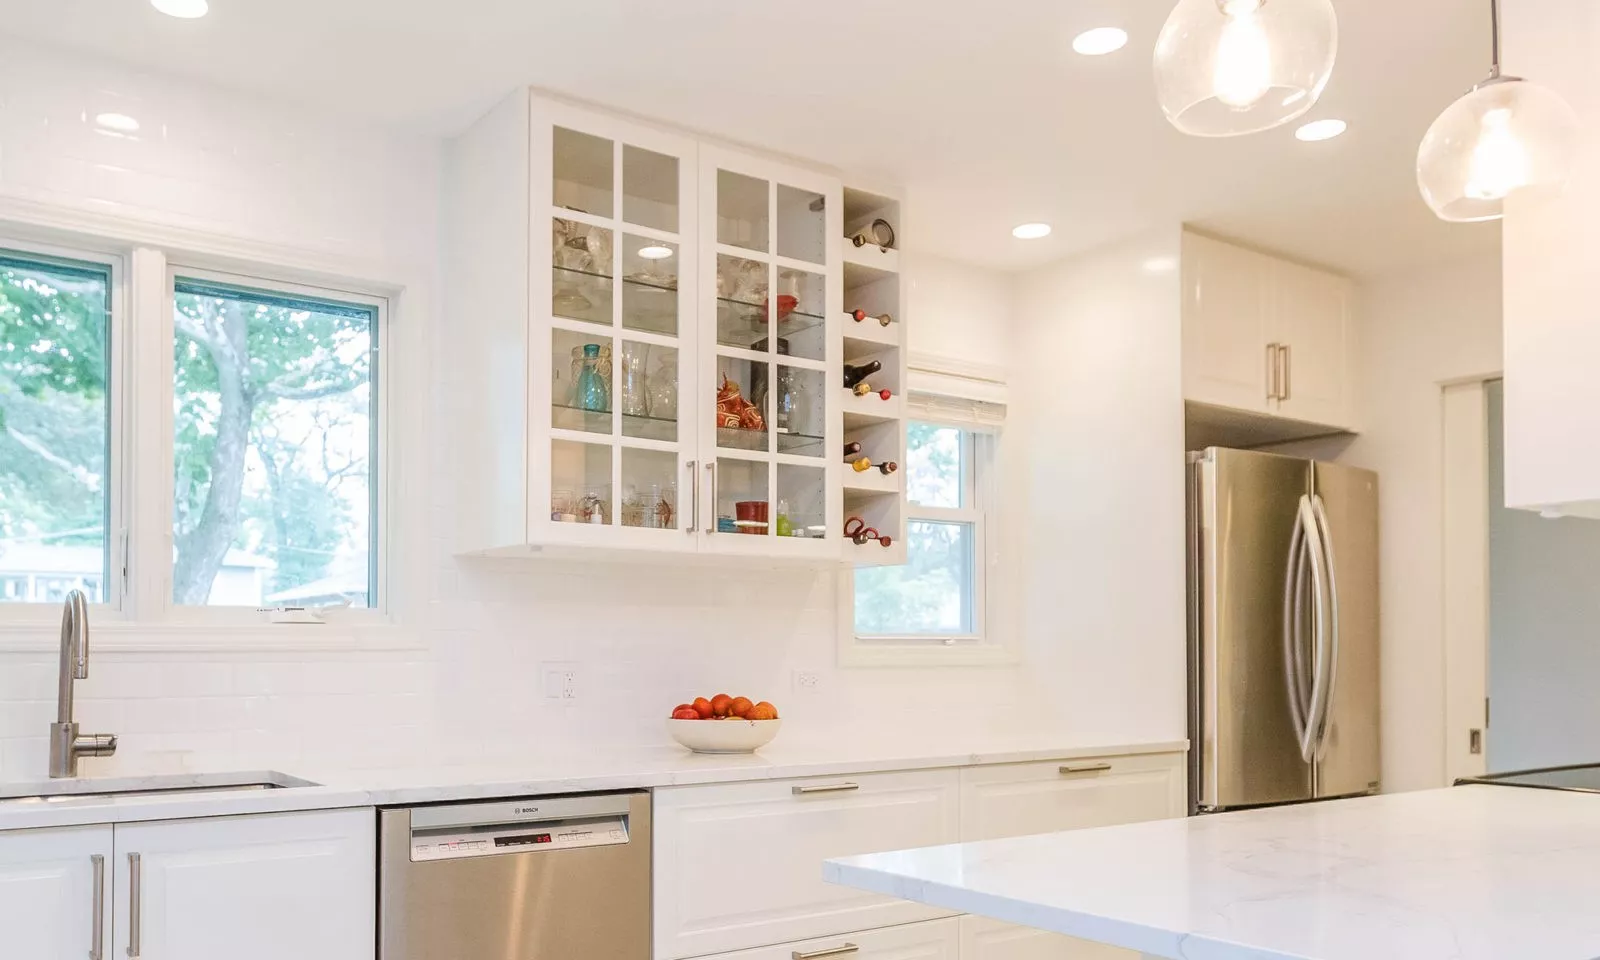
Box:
[49,589,117,778]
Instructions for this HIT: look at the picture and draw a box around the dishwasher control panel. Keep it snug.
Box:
[411,816,629,862]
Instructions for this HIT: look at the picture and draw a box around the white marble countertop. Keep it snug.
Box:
[0,737,1186,831]
[825,785,1600,960]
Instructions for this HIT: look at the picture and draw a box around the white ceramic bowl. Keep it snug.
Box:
[666,718,782,755]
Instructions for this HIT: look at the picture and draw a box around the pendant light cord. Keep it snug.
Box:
[1488,0,1502,79]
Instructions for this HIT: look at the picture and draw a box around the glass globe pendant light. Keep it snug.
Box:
[1154,0,1338,137]
[1416,0,1579,222]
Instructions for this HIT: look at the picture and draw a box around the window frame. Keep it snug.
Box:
[0,238,129,622]
[159,262,391,625]
[840,412,1014,667]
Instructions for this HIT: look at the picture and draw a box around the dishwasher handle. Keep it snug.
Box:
[407,792,638,832]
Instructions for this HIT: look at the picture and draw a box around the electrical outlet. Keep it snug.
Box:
[792,669,822,694]
[541,662,579,701]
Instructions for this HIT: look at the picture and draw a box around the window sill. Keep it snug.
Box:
[0,618,423,654]
[840,637,1019,668]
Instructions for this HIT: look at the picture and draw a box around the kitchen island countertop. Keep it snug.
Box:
[825,785,1600,960]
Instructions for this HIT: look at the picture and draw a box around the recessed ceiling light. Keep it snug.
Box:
[1295,119,1347,142]
[638,244,674,260]
[94,113,140,133]
[1012,222,1052,240]
[151,0,208,18]
[1072,27,1129,56]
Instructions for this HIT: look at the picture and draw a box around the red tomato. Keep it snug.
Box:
[692,697,714,719]
[671,707,701,720]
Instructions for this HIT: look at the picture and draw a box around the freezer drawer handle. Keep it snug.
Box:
[791,782,860,795]
[1059,763,1112,775]
[792,944,860,959]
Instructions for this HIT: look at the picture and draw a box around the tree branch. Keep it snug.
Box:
[261,378,364,402]
[4,423,101,490]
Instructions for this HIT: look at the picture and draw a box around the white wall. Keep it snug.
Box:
[1008,228,1189,743]
[0,42,1093,781]
[1274,254,1502,792]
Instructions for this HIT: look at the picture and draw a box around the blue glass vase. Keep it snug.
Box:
[575,343,609,413]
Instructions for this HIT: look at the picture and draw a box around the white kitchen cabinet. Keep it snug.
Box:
[697,916,960,960]
[0,824,113,960]
[449,89,848,558]
[957,753,1186,960]
[111,809,374,960]
[1182,231,1355,432]
[652,769,960,959]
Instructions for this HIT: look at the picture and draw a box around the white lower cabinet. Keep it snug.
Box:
[957,753,1186,960]
[653,769,961,959]
[698,917,960,960]
[0,824,113,960]
[0,809,373,960]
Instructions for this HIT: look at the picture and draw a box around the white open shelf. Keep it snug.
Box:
[841,389,903,429]
[843,469,901,495]
[843,318,901,351]
[843,243,900,275]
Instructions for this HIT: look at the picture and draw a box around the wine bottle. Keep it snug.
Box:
[842,441,863,458]
[848,457,871,473]
[875,461,898,475]
[848,308,893,326]
[852,381,873,396]
[843,360,881,389]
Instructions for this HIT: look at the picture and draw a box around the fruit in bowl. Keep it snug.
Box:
[666,693,782,754]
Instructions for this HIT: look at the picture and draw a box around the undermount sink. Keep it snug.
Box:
[0,771,318,805]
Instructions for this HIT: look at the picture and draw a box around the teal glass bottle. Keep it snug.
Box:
[576,343,609,413]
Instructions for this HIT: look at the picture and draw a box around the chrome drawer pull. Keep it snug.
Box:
[126,852,142,960]
[89,854,105,960]
[793,944,859,959]
[791,782,861,795]
[1059,763,1113,775]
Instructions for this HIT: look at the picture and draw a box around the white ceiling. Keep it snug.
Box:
[2,0,1501,277]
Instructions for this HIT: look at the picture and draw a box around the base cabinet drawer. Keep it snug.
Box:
[958,753,1186,841]
[699,917,959,960]
[653,770,960,959]
[959,915,1135,960]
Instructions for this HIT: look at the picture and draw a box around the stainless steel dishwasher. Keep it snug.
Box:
[379,791,650,960]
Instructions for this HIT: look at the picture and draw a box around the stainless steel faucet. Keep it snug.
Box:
[49,589,117,778]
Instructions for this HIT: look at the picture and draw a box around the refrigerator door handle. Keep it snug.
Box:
[1310,493,1341,760]
[1297,494,1332,764]
[1283,503,1311,750]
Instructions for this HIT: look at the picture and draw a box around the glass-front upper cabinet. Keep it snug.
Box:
[699,146,842,558]
[535,102,700,551]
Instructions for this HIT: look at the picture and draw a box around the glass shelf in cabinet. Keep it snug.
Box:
[552,402,682,443]
[775,430,826,457]
[552,265,612,326]
[716,425,769,452]
[715,297,826,351]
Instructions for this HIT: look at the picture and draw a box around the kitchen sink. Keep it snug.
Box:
[0,771,318,804]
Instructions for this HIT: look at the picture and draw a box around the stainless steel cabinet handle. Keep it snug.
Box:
[1281,344,1292,401]
[1059,762,1113,775]
[1265,342,1280,400]
[89,854,104,960]
[704,462,718,534]
[126,852,141,960]
[686,460,699,534]
[792,944,859,959]
[792,782,860,795]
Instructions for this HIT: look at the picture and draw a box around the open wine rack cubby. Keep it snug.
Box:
[838,184,907,565]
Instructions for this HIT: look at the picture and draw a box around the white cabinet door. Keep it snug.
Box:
[958,752,1187,841]
[695,916,960,960]
[1182,232,1271,414]
[112,809,374,960]
[653,769,959,959]
[958,753,1186,960]
[960,915,1130,960]
[1271,260,1353,429]
[0,825,113,960]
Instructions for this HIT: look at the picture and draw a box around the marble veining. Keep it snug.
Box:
[0,737,1185,831]
[825,786,1600,960]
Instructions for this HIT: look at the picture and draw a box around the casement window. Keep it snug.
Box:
[845,392,1009,665]
[0,240,388,627]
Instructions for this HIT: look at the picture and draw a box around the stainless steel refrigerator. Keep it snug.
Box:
[1187,447,1381,813]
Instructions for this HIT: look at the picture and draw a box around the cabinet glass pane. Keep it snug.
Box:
[716,354,769,453]
[623,145,678,233]
[620,448,678,530]
[553,127,614,218]
[621,234,678,336]
[717,169,769,253]
[777,464,827,538]
[776,184,826,264]
[552,217,613,325]
[715,253,769,351]
[551,440,612,525]
[713,458,768,536]
[551,329,613,435]
[777,266,826,362]
[618,340,677,442]
[774,364,825,457]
